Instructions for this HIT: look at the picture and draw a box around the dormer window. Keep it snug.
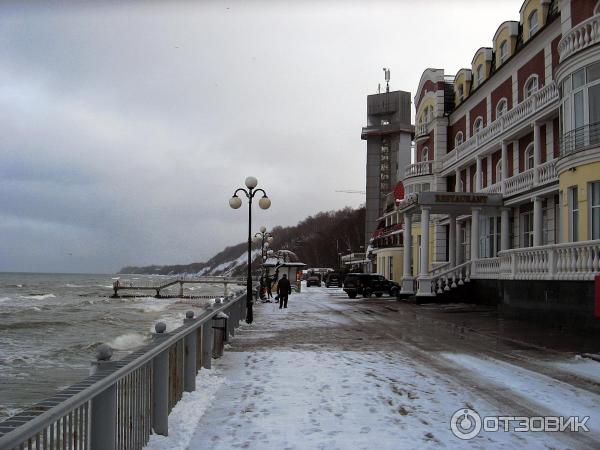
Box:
[457,84,464,102]
[455,131,464,147]
[525,75,539,98]
[476,64,484,85]
[421,147,429,162]
[528,10,538,38]
[499,40,508,63]
[496,98,508,118]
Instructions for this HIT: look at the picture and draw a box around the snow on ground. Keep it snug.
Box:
[548,356,600,384]
[145,368,225,450]
[143,287,599,449]
[440,352,600,431]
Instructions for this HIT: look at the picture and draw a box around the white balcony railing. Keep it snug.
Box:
[405,161,432,178]
[415,122,429,139]
[480,181,502,194]
[442,83,559,170]
[558,13,600,63]
[468,240,600,281]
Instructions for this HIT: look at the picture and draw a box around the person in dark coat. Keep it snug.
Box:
[266,276,273,299]
[276,274,292,309]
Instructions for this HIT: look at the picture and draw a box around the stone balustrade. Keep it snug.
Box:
[441,83,559,170]
[404,161,432,178]
[469,240,600,281]
[559,13,600,63]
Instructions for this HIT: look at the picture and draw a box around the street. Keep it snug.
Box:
[147,285,600,449]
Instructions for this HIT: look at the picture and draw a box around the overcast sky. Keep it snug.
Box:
[0,0,522,273]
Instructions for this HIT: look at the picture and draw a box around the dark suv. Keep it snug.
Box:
[343,273,399,299]
[324,273,341,288]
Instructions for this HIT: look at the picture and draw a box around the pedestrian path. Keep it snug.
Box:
[145,286,600,449]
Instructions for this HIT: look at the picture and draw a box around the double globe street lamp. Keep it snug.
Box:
[229,176,271,324]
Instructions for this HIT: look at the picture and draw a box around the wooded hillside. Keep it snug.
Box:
[119,206,365,275]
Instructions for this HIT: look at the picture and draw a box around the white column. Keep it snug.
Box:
[533,123,541,184]
[455,168,461,192]
[401,212,414,295]
[448,214,457,267]
[456,220,462,264]
[500,207,510,251]
[470,207,481,261]
[417,207,434,297]
[501,141,507,195]
[420,207,430,276]
[533,196,543,247]
[476,157,482,192]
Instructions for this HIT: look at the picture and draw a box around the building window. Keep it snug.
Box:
[457,84,464,102]
[455,131,464,147]
[473,117,484,134]
[380,119,390,126]
[476,64,484,85]
[495,159,502,182]
[521,211,534,247]
[480,215,500,257]
[525,143,535,170]
[528,10,538,38]
[388,257,394,280]
[421,147,429,162]
[499,40,508,63]
[590,182,600,239]
[496,98,508,118]
[568,186,579,242]
[524,75,539,98]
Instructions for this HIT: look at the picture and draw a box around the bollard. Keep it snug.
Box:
[201,321,213,369]
[212,313,228,358]
[152,322,169,436]
[183,311,196,392]
[90,345,117,450]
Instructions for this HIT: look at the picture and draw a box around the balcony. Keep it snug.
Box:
[478,159,557,197]
[560,121,600,157]
[404,161,432,178]
[558,14,600,63]
[441,82,559,171]
[414,122,430,143]
[361,122,414,139]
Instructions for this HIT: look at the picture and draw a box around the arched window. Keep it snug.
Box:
[496,159,503,182]
[476,64,484,85]
[499,40,508,63]
[525,143,535,170]
[457,84,464,102]
[455,131,464,147]
[473,117,484,134]
[496,98,508,118]
[524,75,539,98]
[528,10,539,37]
[421,147,429,162]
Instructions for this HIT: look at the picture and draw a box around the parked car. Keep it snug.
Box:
[306,275,321,287]
[343,273,399,299]
[324,273,341,288]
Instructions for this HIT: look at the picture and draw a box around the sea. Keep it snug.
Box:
[0,272,238,421]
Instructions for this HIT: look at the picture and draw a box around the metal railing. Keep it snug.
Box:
[0,292,248,450]
[560,121,600,157]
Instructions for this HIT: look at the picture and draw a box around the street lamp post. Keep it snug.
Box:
[229,176,271,324]
[253,226,274,262]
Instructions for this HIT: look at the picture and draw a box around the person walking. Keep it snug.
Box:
[266,276,273,300]
[277,274,292,309]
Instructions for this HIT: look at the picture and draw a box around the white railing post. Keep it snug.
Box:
[183,312,197,393]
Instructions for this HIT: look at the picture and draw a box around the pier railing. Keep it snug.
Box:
[0,291,248,450]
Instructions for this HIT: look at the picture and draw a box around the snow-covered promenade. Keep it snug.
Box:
[146,286,600,449]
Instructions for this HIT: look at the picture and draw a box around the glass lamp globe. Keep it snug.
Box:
[258,196,271,210]
[259,225,267,233]
[229,196,242,209]
[267,236,274,243]
[245,176,258,189]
